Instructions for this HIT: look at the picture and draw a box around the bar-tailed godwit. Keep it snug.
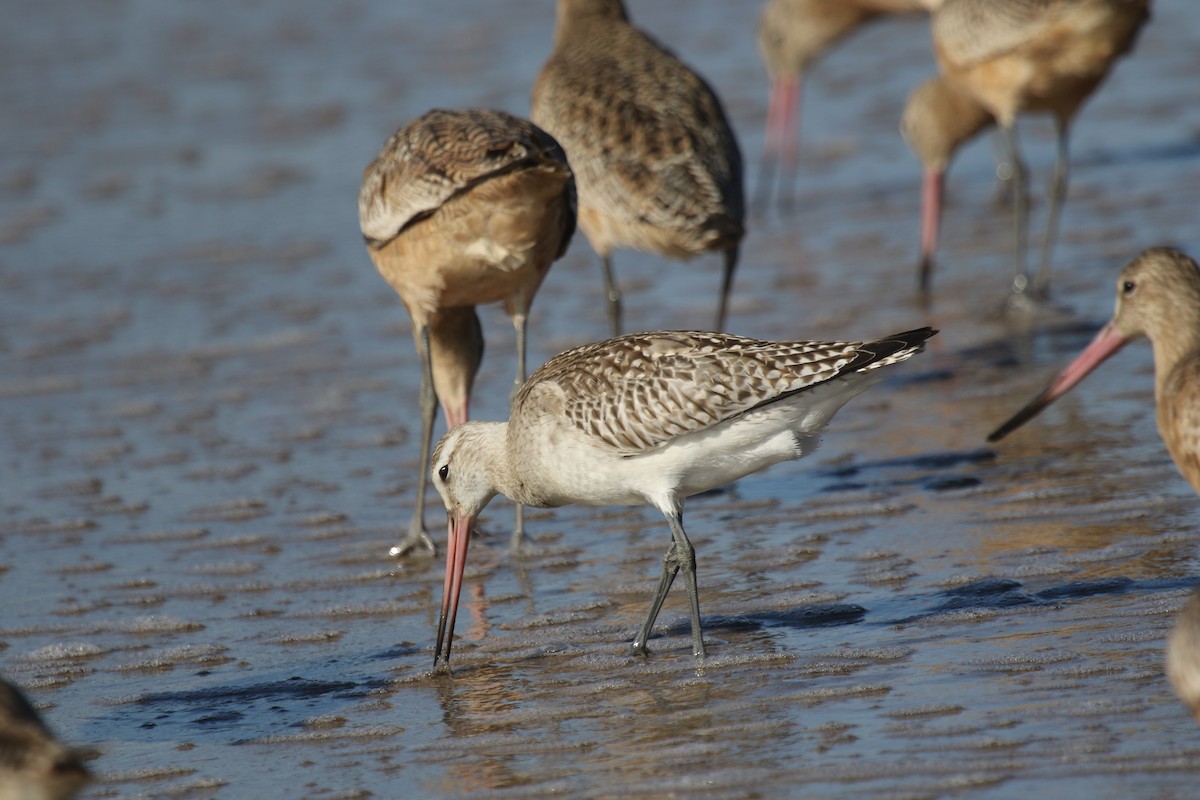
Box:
[757,0,939,208]
[0,678,91,800]
[1168,589,1200,724]
[989,248,1200,495]
[429,327,936,666]
[531,0,744,335]
[359,109,576,556]
[932,0,1150,302]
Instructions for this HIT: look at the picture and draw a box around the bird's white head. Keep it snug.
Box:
[430,422,502,521]
[429,421,504,667]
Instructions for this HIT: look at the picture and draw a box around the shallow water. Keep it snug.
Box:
[2,0,1200,797]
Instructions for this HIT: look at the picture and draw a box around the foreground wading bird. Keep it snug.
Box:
[989,248,1200,494]
[359,109,576,557]
[0,678,91,800]
[430,327,936,666]
[931,0,1150,302]
[531,0,744,335]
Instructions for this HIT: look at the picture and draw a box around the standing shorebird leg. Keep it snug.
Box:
[1033,119,1071,297]
[601,253,623,337]
[1003,124,1031,299]
[633,508,705,658]
[391,324,437,558]
[511,308,529,551]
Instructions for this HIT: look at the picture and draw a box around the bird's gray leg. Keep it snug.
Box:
[1004,124,1031,298]
[1034,119,1070,296]
[632,508,706,658]
[391,324,437,558]
[632,545,679,656]
[602,253,622,337]
[510,308,528,551]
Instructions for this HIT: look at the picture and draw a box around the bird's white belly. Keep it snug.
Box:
[529,408,819,509]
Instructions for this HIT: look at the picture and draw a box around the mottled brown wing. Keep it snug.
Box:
[532,27,743,238]
[934,0,1064,67]
[358,108,571,247]
[523,329,933,454]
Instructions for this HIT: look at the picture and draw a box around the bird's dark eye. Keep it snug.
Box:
[1122,280,1136,295]
[438,465,449,481]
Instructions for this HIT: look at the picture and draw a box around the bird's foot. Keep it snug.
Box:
[388,529,436,559]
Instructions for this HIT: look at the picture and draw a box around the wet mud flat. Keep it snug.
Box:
[2,0,1200,797]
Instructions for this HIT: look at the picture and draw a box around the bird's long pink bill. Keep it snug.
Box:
[987,321,1130,443]
[755,77,801,212]
[765,76,800,164]
[434,511,473,668]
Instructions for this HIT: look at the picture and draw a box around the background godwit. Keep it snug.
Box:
[359,108,576,556]
[531,0,744,335]
[756,0,939,209]
[0,677,91,800]
[900,75,995,291]
[429,327,935,666]
[1168,588,1200,724]
[988,247,1200,494]
[931,0,1151,303]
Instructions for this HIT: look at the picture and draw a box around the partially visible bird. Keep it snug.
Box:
[900,75,996,292]
[931,0,1151,303]
[0,678,91,800]
[989,247,1200,496]
[757,0,939,209]
[359,108,576,556]
[429,326,936,667]
[531,0,744,335]
[1168,588,1200,724]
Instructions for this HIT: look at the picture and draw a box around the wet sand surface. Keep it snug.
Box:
[2,1,1200,797]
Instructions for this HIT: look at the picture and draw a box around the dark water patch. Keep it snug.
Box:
[368,642,422,661]
[823,448,996,479]
[1034,577,1135,601]
[886,367,957,387]
[663,603,868,637]
[819,449,995,494]
[882,576,1199,625]
[133,676,371,708]
[923,475,982,492]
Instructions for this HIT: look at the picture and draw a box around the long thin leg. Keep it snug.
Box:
[1004,124,1031,297]
[714,244,739,332]
[632,508,706,658]
[990,128,1015,209]
[390,324,437,558]
[511,309,528,551]
[602,253,622,337]
[633,544,679,655]
[1034,119,1070,296]
[669,512,705,658]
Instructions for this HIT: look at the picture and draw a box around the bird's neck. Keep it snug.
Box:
[465,422,532,506]
[1146,306,1200,402]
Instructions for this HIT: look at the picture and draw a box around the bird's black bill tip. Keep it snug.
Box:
[987,393,1052,443]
